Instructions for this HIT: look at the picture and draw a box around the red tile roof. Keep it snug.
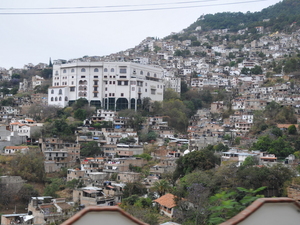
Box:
[153,193,176,209]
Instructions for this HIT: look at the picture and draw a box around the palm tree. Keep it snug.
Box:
[152,179,171,197]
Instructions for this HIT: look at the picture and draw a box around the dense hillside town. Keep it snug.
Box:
[1,0,300,224]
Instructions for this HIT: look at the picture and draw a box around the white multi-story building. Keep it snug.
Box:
[48,62,164,110]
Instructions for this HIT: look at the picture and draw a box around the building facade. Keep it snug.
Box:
[48,62,164,110]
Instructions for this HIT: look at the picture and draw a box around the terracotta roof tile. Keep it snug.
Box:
[5,146,29,149]
[56,202,72,210]
[153,193,176,208]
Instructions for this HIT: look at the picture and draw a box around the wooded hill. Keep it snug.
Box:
[172,0,300,36]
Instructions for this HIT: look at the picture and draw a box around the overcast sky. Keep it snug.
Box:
[0,0,281,69]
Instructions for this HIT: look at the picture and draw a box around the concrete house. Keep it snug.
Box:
[153,193,177,218]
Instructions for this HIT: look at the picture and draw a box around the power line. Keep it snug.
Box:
[0,0,267,15]
[0,0,218,10]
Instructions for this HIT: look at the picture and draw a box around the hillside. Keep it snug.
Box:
[168,0,300,38]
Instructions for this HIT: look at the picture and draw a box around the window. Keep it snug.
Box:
[132,87,135,91]
[59,97,62,101]
[71,81,74,85]
[55,71,58,75]
[70,87,75,91]
[120,68,127,73]
[65,96,68,101]
[59,89,62,95]
[111,68,114,72]
[81,76,86,78]
[51,97,53,101]
[81,68,86,72]
[121,93,124,97]
[151,89,156,94]
[94,93,98,97]
[94,76,98,78]
[104,68,108,72]
[94,68,99,72]
[120,76,126,78]
[105,87,107,91]
[71,69,75,73]
[140,71,143,75]
[94,81,98,85]
[147,72,150,76]
[124,81,128,85]
[55,97,58,101]
[113,81,115,84]
[118,81,122,85]
[63,69,66,73]
[51,89,54,94]
[154,73,157,77]
[94,87,98,91]
[145,89,147,92]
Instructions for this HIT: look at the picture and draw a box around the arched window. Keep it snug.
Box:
[63,69,66,73]
[81,68,86,72]
[147,72,150,76]
[51,90,54,94]
[71,69,75,73]
[94,68,99,72]
[51,97,54,101]
[140,71,143,75]
[65,96,68,101]
[59,89,62,95]
[59,97,62,101]
[104,68,108,72]
[154,73,157,77]
[111,68,114,72]
[55,97,58,101]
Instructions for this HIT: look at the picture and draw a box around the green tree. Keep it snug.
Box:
[208,186,266,225]
[44,178,64,198]
[163,99,189,133]
[123,182,147,198]
[10,151,45,182]
[18,184,39,203]
[164,88,180,101]
[80,141,102,157]
[72,98,89,110]
[174,150,220,180]
[151,179,171,197]
[118,109,145,131]
[288,124,297,135]
[74,108,87,121]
